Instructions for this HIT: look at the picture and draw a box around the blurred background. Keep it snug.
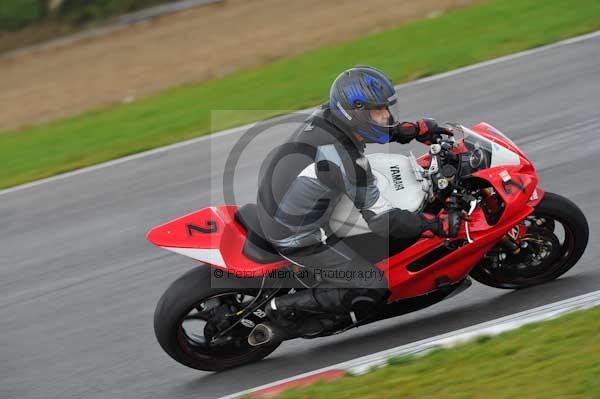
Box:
[0,0,477,131]
[2,0,597,190]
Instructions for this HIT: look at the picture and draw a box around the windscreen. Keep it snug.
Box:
[451,124,521,168]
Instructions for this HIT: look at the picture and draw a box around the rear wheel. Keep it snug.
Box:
[470,192,588,289]
[154,266,281,371]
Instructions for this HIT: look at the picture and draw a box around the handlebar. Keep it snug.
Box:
[424,128,479,243]
[425,135,459,193]
[422,134,480,216]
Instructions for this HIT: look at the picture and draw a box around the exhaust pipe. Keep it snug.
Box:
[248,324,278,346]
[248,318,328,346]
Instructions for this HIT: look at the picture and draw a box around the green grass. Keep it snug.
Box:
[268,306,600,399]
[2,0,600,189]
[0,0,45,31]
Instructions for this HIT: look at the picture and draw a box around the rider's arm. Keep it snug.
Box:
[361,201,456,239]
[360,199,435,239]
[314,144,440,239]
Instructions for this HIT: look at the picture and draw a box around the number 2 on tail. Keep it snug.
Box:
[186,221,217,235]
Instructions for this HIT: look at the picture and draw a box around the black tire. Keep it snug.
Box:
[470,192,588,289]
[154,266,280,371]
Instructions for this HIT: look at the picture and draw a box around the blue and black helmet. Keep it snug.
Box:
[329,66,401,144]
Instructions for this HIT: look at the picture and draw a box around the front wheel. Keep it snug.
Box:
[154,266,281,371]
[470,192,588,289]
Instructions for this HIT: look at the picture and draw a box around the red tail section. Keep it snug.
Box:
[147,205,286,273]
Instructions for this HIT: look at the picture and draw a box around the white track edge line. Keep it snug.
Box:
[2,29,600,198]
[219,289,600,399]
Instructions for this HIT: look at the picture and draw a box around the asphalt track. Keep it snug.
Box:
[2,33,600,399]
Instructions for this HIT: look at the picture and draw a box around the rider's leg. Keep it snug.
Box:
[266,238,389,335]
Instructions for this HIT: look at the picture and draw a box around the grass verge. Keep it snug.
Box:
[268,306,600,399]
[2,0,600,189]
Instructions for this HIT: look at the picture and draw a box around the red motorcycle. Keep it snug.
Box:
[148,122,588,371]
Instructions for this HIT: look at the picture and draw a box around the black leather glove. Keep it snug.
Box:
[421,211,461,238]
[390,122,419,144]
[415,118,452,145]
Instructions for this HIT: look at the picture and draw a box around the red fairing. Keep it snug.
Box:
[380,161,539,300]
[527,186,545,207]
[469,122,543,205]
[470,122,526,159]
[147,205,286,274]
[374,123,542,300]
[147,206,235,250]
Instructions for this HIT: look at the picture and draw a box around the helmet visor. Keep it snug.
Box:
[366,95,401,128]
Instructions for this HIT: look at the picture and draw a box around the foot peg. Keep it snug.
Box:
[248,323,282,346]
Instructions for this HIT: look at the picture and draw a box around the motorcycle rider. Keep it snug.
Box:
[254,65,457,343]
